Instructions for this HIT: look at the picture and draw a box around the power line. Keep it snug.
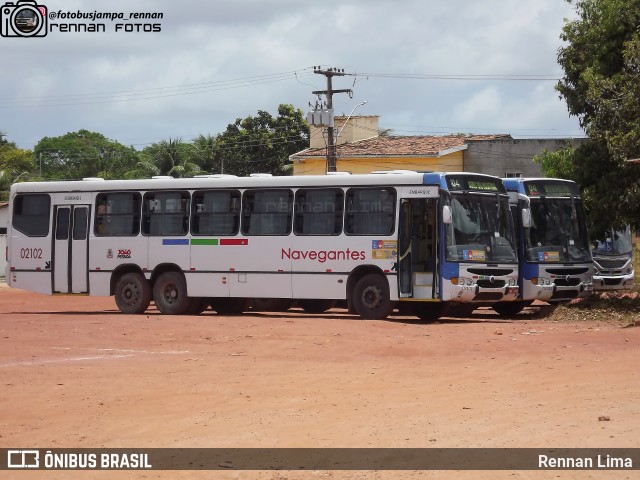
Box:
[349,72,562,81]
[0,69,315,108]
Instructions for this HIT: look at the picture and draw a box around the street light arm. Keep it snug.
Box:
[336,101,368,140]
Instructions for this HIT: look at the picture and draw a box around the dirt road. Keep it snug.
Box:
[0,286,638,480]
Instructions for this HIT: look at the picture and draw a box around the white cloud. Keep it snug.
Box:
[0,0,582,148]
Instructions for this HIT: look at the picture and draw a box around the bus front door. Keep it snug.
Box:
[53,205,90,294]
[398,198,438,299]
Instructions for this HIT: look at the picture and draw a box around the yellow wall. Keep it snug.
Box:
[292,151,464,176]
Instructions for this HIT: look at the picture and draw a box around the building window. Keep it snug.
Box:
[505,172,523,178]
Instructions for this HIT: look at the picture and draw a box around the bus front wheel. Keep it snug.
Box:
[114,272,151,314]
[153,271,191,315]
[352,274,393,320]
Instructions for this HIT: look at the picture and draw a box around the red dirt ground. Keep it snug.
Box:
[0,284,638,480]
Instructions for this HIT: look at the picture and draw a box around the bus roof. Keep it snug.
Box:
[9,171,505,195]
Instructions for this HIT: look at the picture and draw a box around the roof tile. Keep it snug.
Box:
[293,134,511,158]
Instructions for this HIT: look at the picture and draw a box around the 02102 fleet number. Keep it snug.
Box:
[20,248,43,259]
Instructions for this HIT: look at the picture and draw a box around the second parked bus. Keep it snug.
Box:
[500,177,594,315]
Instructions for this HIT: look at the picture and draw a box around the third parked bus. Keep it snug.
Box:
[592,226,635,291]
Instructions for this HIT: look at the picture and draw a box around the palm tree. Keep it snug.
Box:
[125,138,201,178]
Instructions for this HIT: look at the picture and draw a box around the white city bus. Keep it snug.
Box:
[592,226,634,291]
[5,171,519,320]
[502,177,594,315]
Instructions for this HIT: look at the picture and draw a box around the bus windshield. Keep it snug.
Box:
[525,197,591,262]
[592,226,632,256]
[445,192,517,263]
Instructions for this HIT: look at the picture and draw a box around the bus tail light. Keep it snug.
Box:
[531,278,539,285]
[451,277,459,285]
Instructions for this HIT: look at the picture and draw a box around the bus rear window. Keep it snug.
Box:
[12,194,51,237]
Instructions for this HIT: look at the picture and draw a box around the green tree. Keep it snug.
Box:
[0,131,10,146]
[128,138,201,178]
[34,129,138,180]
[0,132,35,201]
[192,134,220,174]
[535,142,640,237]
[545,0,640,234]
[215,104,309,176]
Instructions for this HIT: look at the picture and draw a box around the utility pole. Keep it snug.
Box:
[310,67,352,173]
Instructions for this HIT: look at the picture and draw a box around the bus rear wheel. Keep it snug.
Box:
[352,273,393,320]
[298,299,336,314]
[114,272,151,314]
[153,271,191,315]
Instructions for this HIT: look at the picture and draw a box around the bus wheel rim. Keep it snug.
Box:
[362,285,382,309]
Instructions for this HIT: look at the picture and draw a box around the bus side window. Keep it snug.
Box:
[242,189,292,236]
[191,190,240,236]
[345,188,396,236]
[12,194,51,237]
[95,192,141,236]
[143,191,190,236]
[294,188,343,235]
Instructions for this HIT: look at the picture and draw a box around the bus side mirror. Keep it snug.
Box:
[442,205,452,224]
[521,208,531,228]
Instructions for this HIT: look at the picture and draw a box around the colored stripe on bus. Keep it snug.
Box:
[220,239,248,246]
[191,238,219,246]
[162,239,190,246]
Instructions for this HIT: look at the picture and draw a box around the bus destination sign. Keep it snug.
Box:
[446,176,504,193]
[525,181,579,197]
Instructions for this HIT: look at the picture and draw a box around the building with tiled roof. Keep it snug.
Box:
[290,133,512,175]
[290,115,585,177]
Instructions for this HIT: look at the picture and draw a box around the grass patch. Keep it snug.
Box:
[549,290,639,324]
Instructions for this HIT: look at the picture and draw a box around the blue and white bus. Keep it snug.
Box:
[592,226,634,291]
[6,171,518,320]
[501,177,594,315]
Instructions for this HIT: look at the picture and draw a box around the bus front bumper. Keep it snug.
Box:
[443,280,519,303]
[593,273,634,291]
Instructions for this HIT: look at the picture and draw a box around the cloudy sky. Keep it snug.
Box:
[1,0,584,150]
